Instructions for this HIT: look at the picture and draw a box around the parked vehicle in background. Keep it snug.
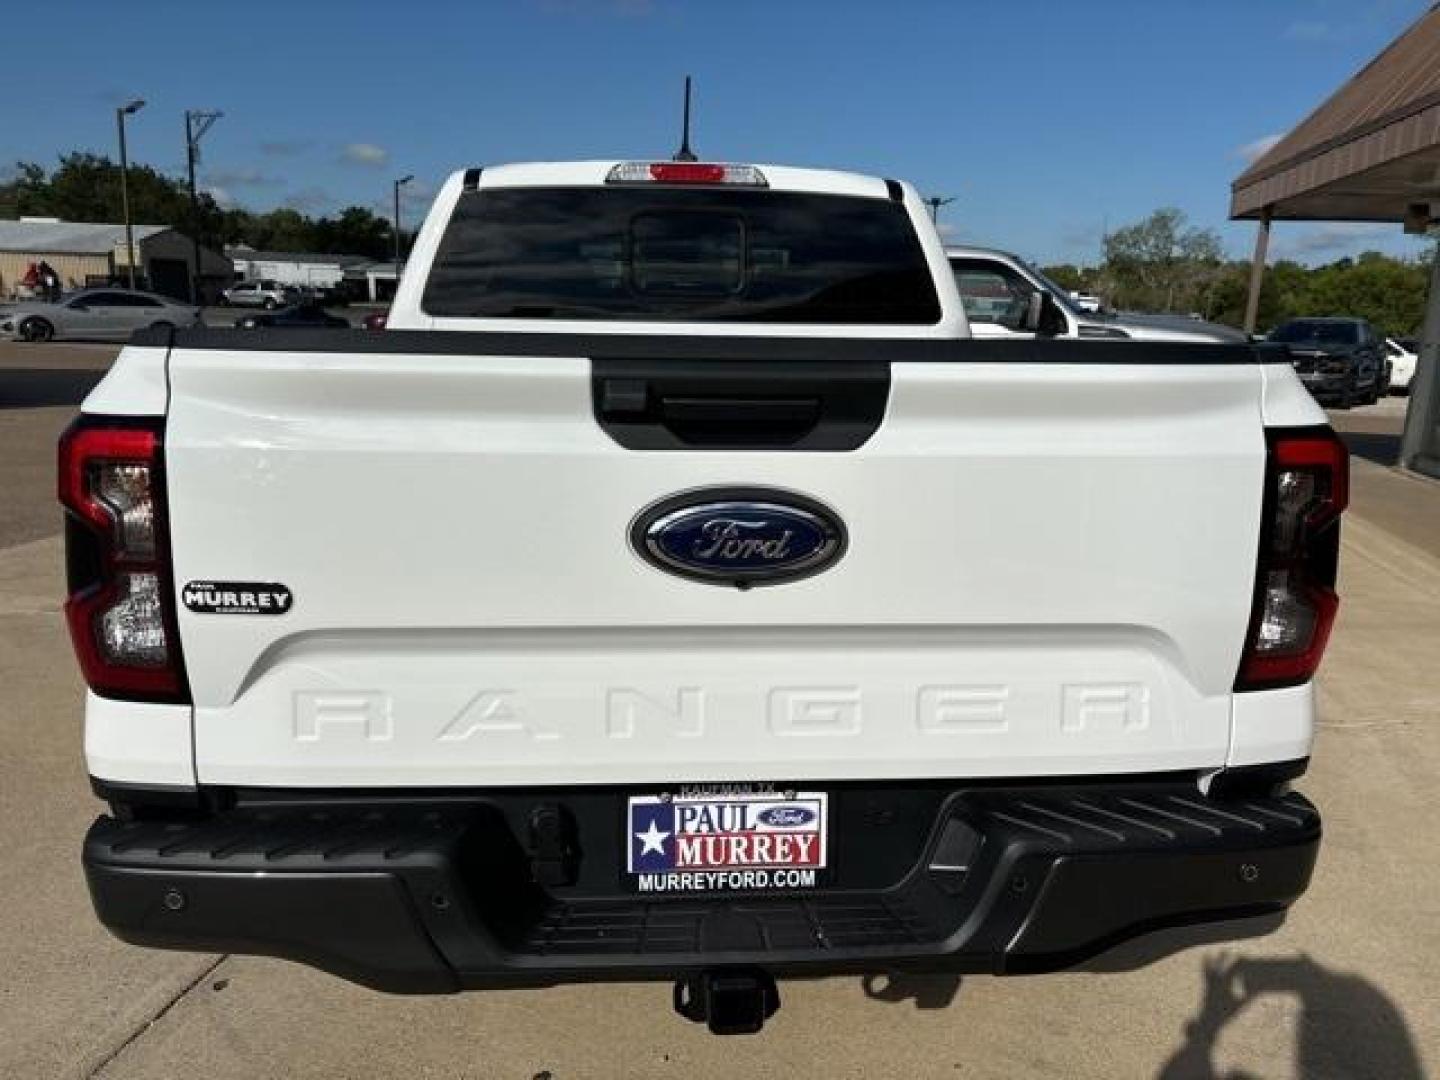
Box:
[70,159,1339,1034]
[0,288,201,343]
[361,309,388,331]
[221,280,298,310]
[234,302,350,329]
[946,246,1245,342]
[286,284,324,304]
[1270,317,1385,408]
[1069,290,1102,312]
[1386,337,1419,394]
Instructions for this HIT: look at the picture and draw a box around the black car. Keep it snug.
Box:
[234,303,350,330]
[1269,317,1385,408]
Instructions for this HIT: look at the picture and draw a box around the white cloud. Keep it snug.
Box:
[284,186,335,212]
[1284,20,1333,41]
[341,142,389,167]
[205,167,281,188]
[1236,133,1284,165]
[259,139,311,157]
[204,185,236,208]
[1275,222,1394,260]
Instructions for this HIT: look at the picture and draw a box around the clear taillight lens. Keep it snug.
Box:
[58,417,188,702]
[93,462,156,558]
[99,571,170,667]
[1236,428,1348,691]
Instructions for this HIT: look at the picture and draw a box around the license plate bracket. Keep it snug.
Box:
[625,790,828,893]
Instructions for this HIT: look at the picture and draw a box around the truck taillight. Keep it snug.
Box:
[1236,427,1348,691]
[58,416,189,703]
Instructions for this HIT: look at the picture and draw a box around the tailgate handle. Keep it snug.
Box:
[658,395,820,446]
[592,362,889,452]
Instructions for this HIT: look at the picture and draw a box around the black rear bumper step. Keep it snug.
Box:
[83,784,1320,993]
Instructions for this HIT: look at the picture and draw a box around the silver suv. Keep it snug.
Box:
[221,280,298,310]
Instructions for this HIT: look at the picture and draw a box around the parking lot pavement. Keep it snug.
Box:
[0,342,112,549]
[1,346,1435,1078]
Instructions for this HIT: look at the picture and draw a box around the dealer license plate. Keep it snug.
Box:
[626,790,828,893]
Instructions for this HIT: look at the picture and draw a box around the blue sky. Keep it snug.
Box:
[3,0,1434,266]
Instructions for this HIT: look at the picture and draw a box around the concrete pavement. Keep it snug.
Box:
[1,349,1436,1078]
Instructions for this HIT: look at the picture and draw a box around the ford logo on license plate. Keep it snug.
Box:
[631,487,846,587]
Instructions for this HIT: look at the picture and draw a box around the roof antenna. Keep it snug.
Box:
[673,76,698,162]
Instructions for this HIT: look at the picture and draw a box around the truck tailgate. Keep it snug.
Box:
[162,335,1265,786]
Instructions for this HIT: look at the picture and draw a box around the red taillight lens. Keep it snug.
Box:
[58,416,189,703]
[1236,427,1349,691]
[605,161,769,187]
[648,162,726,183]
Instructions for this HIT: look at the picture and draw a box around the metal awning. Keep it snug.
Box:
[1228,4,1440,479]
[1231,4,1440,223]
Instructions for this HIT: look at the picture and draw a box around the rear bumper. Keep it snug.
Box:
[83,781,1320,993]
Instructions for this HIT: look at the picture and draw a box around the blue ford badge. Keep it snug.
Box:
[631,487,846,587]
[758,806,817,827]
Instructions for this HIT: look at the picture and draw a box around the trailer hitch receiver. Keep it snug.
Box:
[673,968,780,1034]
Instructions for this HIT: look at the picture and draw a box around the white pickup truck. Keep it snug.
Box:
[946,244,1247,343]
[66,160,1344,1035]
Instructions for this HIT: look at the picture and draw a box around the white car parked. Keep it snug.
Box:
[0,288,200,342]
[1386,337,1419,394]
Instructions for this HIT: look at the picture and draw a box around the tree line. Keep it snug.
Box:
[0,153,400,261]
[1041,207,1435,336]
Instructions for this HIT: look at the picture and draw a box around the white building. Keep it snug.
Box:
[227,247,374,293]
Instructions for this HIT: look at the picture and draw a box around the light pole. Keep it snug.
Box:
[116,99,145,289]
[923,195,956,223]
[185,109,222,304]
[393,174,413,294]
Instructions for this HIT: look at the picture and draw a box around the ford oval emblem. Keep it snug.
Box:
[631,487,846,587]
[758,805,816,828]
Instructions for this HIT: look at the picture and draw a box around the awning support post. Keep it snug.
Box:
[1400,241,1440,477]
[1242,206,1273,336]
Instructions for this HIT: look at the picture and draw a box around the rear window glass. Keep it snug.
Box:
[1272,320,1359,345]
[422,187,941,324]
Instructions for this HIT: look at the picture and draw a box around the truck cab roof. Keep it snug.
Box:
[467,160,901,200]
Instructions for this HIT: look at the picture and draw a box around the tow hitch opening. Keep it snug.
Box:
[673,968,780,1035]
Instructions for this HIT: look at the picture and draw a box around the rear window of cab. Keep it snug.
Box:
[422,187,941,325]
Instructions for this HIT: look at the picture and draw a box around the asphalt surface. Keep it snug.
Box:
[1,342,1436,1078]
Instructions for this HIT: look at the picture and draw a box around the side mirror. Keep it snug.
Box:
[1022,291,1068,336]
[1022,292,1044,332]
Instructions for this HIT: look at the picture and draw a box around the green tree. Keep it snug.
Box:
[1100,207,1224,313]
[1038,263,1088,292]
[3,153,229,256]
[311,207,393,261]
[242,208,316,252]
[1295,252,1430,335]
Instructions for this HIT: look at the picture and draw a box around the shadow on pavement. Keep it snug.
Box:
[0,368,106,409]
[859,972,963,1009]
[1337,429,1401,466]
[1156,954,1424,1080]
